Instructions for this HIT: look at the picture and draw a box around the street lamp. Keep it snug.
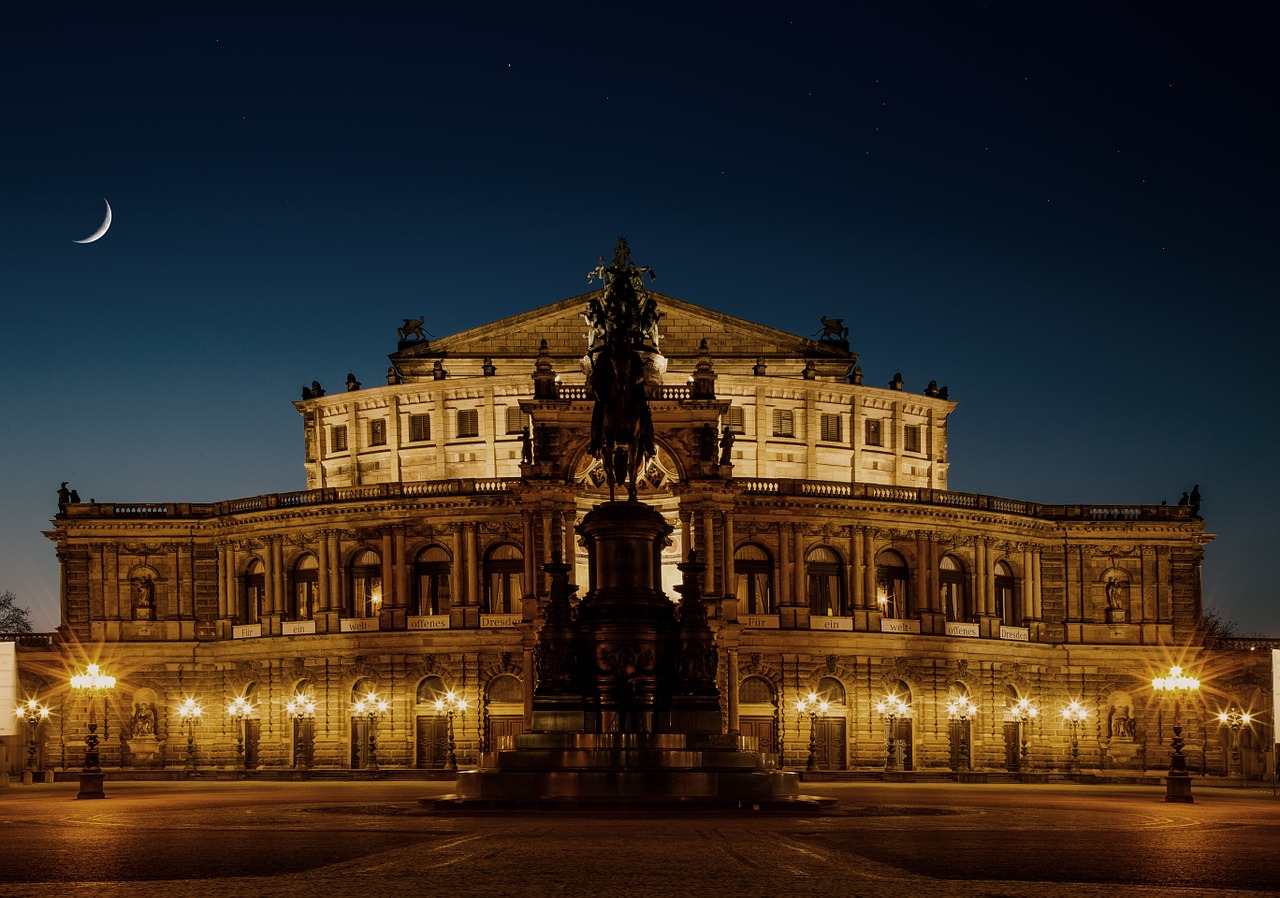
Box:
[286,693,317,770]
[14,698,50,781]
[177,698,202,772]
[876,693,910,772]
[433,691,467,771]
[795,692,829,772]
[946,696,977,772]
[1216,706,1252,779]
[1061,700,1088,776]
[227,696,253,770]
[1011,697,1039,773]
[69,662,116,799]
[1152,665,1200,803]
[352,691,389,770]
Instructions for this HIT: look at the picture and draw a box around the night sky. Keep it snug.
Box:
[2,4,1275,634]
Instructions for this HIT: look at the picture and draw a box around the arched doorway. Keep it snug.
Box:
[812,676,848,770]
[485,674,524,751]
[738,676,778,757]
[415,676,449,769]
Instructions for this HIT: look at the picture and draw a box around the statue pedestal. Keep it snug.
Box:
[1107,608,1127,623]
[126,736,164,767]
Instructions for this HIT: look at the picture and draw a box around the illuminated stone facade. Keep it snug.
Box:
[11,291,1273,782]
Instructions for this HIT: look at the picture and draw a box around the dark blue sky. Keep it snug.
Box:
[2,3,1275,633]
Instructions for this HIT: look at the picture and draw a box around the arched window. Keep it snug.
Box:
[876,550,909,619]
[349,549,382,618]
[487,674,523,704]
[417,675,447,705]
[241,558,265,624]
[289,554,318,621]
[994,561,1017,626]
[484,544,524,615]
[739,676,775,704]
[734,544,774,615]
[817,676,846,706]
[940,555,968,621]
[806,546,845,617]
[413,545,452,616]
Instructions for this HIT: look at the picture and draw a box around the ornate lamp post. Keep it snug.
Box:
[352,691,389,770]
[876,693,910,772]
[226,696,253,771]
[433,691,467,771]
[1061,700,1088,775]
[795,692,829,772]
[69,663,116,799]
[1152,665,1200,803]
[1012,697,1038,773]
[286,693,317,770]
[15,698,50,781]
[177,698,202,772]
[946,696,978,772]
[1216,706,1251,779]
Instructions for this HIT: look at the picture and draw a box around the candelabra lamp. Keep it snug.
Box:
[286,693,317,771]
[177,698,202,773]
[1216,706,1251,779]
[433,691,467,772]
[352,691,389,770]
[1152,665,1200,803]
[946,696,978,772]
[795,692,829,772]
[875,693,910,772]
[69,663,116,799]
[14,698,50,783]
[1061,700,1088,776]
[226,696,253,771]
[1012,698,1038,774]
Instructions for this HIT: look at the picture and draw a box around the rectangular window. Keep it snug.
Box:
[865,419,883,446]
[725,406,745,434]
[505,406,525,434]
[772,409,794,437]
[457,409,479,439]
[331,425,348,453]
[820,413,842,443]
[904,424,921,453]
[368,419,386,447]
[409,413,431,442]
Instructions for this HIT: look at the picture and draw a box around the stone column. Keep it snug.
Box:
[541,509,554,595]
[217,544,230,619]
[721,512,735,599]
[394,526,409,614]
[465,522,481,627]
[727,648,740,733]
[702,511,717,595]
[680,510,693,563]
[862,530,876,612]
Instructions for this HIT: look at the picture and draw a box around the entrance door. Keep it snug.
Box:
[949,719,971,770]
[895,719,914,771]
[1004,721,1021,771]
[350,718,370,769]
[416,716,449,769]
[740,715,776,757]
[243,719,260,769]
[814,717,847,770]
[292,718,314,768]
[488,715,524,752]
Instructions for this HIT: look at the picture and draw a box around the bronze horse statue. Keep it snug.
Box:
[588,340,655,502]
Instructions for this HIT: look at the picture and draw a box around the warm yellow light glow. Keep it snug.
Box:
[1061,700,1088,722]
[1013,697,1039,720]
[70,663,116,691]
[227,696,254,718]
[286,694,316,718]
[178,697,203,720]
[353,691,388,716]
[1152,665,1200,695]
[876,693,909,718]
[15,698,50,721]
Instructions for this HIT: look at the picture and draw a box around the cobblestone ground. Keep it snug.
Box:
[2,779,1277,897]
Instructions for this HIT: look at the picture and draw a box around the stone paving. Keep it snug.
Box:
[2,779,1277,897]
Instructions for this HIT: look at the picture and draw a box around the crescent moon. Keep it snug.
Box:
[72,198,112,244]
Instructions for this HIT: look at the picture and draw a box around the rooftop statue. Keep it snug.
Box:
[584,237,659,502]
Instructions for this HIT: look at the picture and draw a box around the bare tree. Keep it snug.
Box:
[0,590,33,634]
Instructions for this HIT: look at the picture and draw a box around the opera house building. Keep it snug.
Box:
[4,279,1274,784]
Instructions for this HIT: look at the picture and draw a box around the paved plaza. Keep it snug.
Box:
[2,778,1278,897]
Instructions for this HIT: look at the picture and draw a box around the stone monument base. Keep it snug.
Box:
[432,732,826,813]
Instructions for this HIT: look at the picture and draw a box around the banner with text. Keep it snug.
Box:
[0,641,16,736]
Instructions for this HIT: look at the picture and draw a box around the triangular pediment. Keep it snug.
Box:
[391,291,853,377]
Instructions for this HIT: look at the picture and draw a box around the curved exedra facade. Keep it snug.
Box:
[10,282,1275,782]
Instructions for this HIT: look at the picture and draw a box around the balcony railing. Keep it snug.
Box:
[59,477,1192,524]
